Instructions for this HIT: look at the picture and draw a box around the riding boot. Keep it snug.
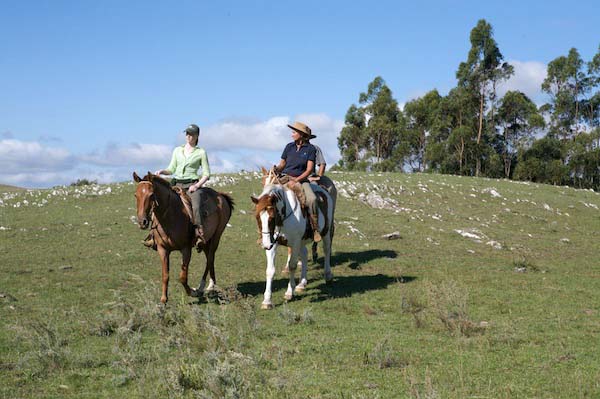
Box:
[143,232,157,250]
[310,213,322,243]
[194,225,207,252]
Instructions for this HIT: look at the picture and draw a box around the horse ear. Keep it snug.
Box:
[133,172,141,182]
[250,196,259,204]
[261,166,268,175]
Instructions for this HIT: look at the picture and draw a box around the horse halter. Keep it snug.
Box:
[260,190,296,250]
[138,181,172,224]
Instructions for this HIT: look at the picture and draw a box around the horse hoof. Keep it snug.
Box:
[261,303,273,310]
[294,285,306,293]
[284,294,293,301]
[190,289,200,298]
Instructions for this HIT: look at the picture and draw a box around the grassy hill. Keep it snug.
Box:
[1,171,599,398]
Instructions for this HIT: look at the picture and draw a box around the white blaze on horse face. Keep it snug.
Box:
[259,210,273,249]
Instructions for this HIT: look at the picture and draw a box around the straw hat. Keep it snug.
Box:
[287,121,317,139]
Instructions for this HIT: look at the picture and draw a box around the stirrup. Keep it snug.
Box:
[313,230,322,243]
[143,234,156,250]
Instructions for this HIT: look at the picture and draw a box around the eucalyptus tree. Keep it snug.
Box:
[496,91,545,177]
[514,136,567,185]
[583,45,600,130]
[435,86,479,174]
[542,48,590,140]
[359,77,404,169]
[338,104,368,170]
[568,129,600,189]
[403,89,443,172]
[456,19,514,176]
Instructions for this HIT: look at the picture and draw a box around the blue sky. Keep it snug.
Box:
[1,0,599,188]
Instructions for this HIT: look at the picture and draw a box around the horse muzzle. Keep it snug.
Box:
[138,217,150,229]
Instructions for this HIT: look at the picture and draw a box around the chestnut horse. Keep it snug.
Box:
[251,179,334,309]
[133,172,234,303]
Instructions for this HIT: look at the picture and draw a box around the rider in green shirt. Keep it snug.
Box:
[144,124,211,250]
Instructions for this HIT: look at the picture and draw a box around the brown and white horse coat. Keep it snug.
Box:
[252,183,334,309]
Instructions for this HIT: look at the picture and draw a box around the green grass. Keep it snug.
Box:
[1,172,600,398]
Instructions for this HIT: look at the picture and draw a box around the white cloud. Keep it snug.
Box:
[0,139,74,173]
[200,116,291,151]
[498,60,548,103]
[80,142,173,166]
[0,114,344,188]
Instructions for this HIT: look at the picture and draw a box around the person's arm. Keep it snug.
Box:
[293,160,315,183]
[317,163,326,176]
[314,146,326,176]
[155,148,177,175]
[189,175,209,192]
[275,159,286,173]
[189,149,210,192]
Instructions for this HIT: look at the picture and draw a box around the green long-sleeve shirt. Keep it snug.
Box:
[165,145,210,180]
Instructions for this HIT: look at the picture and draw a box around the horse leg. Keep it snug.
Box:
[204,242,217,292]
[323,232,333,283]
[312,241,318,263]
[282,246,292,275]
[295,246,309,293]
[179,247,194,297]
[261,245,277,309]
[285,245,299,301]
[158,247,170,303]
[197,265,209,295]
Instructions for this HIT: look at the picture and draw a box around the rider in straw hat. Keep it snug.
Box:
[274,121,322,242]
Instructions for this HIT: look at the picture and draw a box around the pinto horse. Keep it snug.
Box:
[133,172,234,303]
[251,180,334,309]
[260,166,337,268]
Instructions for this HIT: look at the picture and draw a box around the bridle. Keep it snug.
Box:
[137,181,172,241]
[260,189,297,250]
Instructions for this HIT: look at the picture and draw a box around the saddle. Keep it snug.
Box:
[284,180,330,241]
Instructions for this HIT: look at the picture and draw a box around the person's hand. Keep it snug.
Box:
[154,170,162,175]
[188,184,198,193]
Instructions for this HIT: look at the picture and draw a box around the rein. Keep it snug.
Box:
[262,188,298,250]
[140,181,173,243]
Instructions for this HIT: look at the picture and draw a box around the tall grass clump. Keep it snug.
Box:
[424,280,486,337]
[160,304,265,398]
[11,318,70,378]
[363,338,408,370]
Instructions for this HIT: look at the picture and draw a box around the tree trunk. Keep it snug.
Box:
[476,90,485,177]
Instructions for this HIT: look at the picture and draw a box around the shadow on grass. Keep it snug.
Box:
[314,249,398,270]
[309,274,416,302]
[236,274,416,300]
[237,278,291,298]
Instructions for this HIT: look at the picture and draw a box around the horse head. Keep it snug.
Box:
[133,171,157,229]
[251,189,283,250]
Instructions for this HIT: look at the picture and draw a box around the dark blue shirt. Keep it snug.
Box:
[281,142,316,178]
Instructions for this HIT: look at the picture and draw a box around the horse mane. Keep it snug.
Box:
[144,173,193,222]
